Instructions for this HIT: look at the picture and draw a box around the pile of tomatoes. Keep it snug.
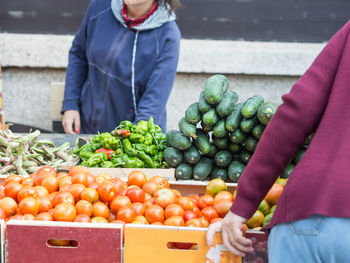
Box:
[0,166,235,229]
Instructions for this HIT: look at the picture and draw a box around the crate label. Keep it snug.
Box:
[206,246,222,263]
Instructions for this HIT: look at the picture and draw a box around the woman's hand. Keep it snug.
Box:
[62,110,81,134]
[206,211,254,256]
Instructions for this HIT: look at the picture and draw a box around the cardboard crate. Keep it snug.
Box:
[5,220,123,263]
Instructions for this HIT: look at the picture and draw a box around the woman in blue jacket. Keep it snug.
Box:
[62,0,181,134]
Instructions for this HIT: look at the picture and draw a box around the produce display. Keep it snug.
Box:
[0,127,78,176]
[74,117,168,169]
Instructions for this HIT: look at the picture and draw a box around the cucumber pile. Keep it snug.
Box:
[165,74,310,182]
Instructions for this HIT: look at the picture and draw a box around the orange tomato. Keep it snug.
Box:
[205,179,227,197]
[21,177,35,187]
[58,176,72,188]
[112,180,127,196]
[145,204,164,224]
[126,187,145,203]
[41,175,59,193]
[34,186,49,198]
[172,189,182,199]
[178,197,196,211]
[35,167,57,185]
[165,204,184,219]
[144,198,154,208]
[80,188,99,204]
[183,210,197,222]
[17,186,38,202]
[56,172,68,178]
[149,176,169,189]
[37,196,53,213]
[71,171,88,187]
[117,207,136,223]
[132,215,148,224]
[128,171,147,188]
[108,211,117,222]
[4,182,23,201]
[75,200,93,217]
[144,192,152,201]
[154,188,177,208]
[213,199,233,218]
[52,192,75,207]
[91,216,109,223]
[54,203,76,222]
[188,195,200,207]
[35,212,53,221]
[164,216,185,226]
[198,217,209,227]
[92,201,109,219]
[68,166,89,177]
[49,191,58,202]
[95,174,112,185]
[22,214,35,220]
[0,208,6,219]
[69,184,86,202]
[19,197,39,216]
[186,218,202,227]
[59,184,71,192]
[74,214,91,223]
[87,173,97,186]
[201,206,219,223]
[132,202,146,216]
[210,217,223,224]
[265,184,284,205]
[5,174,23,185]
[98,181,117,202]
[142,181,159,196]
[214,191,234,202]
[198,194,214,210]
[110,196,132,214]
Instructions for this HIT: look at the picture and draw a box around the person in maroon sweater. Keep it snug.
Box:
[207,20,350,262]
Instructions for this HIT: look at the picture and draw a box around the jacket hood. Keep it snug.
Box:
[111,0,176,31]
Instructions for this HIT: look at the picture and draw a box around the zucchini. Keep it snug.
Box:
[214,150,232,168]
[238,150,252,165]
[206,144,218,158]
[184,146,201,165]
[178,117,197,139]
[241,95,264,118]
[198,92,212,113]
[240,116,258,133]
[166,130,191,151]
[281,163,295,179]
[228,142,241,154]
[212,135,229,150]
[211,167,228,181]
[200,121,214,132]
[215,90,238,117]
[252,124,265,139]
[293,147,306,164]
[204,74,229,105]
[193,129,211,154]
[225,103,243,132]
[244,136,258,152]
[175,163,193,180]
[202,108,219,126]
[185,102,201,125]
[213,119,228,138]
[229,129,246,144]
[228,161,245,183]
[193,157,213,181]
[163,147,184,168]
[257,102,279,125]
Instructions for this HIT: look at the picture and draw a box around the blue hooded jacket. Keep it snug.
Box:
[62,0,181,133]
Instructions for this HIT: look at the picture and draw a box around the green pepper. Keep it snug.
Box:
[101,161,114,168]
[118,120,133,129]
[111,154,129,167]
[115,148,124,156]
[134,144,158,156]
[154,162,161,168]
[129,133,144,143]
[90,142,103,152]
[122,138,137,157]
[154,125,162,133]
[148,116,156,134]
[124,157,145,168]
[135,120,148,135]
[77,144,93,154]
[99,132,120,150]
[86,152,108,167]
[152,151,164,163]
[79,151,94,161]
[157,139,167,151]
[144,133,153,145]
[130,125,136,133]
[148,145,158,156]
[136,150,156,168]
[154,133,166,142]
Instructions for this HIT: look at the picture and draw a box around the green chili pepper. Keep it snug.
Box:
[136,150,156,168]
[154,162,161,168]
[154,133,166,142]
[99,132,120,150]
[101,161,114,168]
[122,138,137,157]
[148,145,158,156]
[152,151,164,163]
[90,142,103,152]
[124,157,145,168]
[133,144,148,152]
[119,120,133,129]
[111,154,129,167]
[154,125,162,133]
[135,120,148,135]
[86,152,108,167]
[157,139,167,151]
[148,116,156,134]
[77,144,93,154]
[130,125,136,133]
[79,151,94,161]
[80,161,89,167]
[144,133,153,145]
[129,133,144,143]
[115,148,124,156]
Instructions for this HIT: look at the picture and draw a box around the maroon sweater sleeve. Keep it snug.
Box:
[231,21,350,219]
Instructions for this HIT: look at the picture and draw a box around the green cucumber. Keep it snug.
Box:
[200,121,214,132]
[193,129,211,154]
[225,103,243,132]
[228,161,246,183]
[175,163,193,180]
[281,163,295,179]
[293,147,307,164]
[214,150,232,168]
[178,117,197,139]
[215,90,238,117]
[244,136,258,152]
[193,157,213,181]
[228,142,241,154]
[252,124,265,139]
[163,147,184,168]
[229,129,246,144]
[238,150,252,165]
[206,144,218,158]
[204,74,229,105]
[199,92,212,113]
[240,116,258,133]
[211,167,228,181]
[166,130,191,151]
[185,102,201,125]
[213,119,228,138]
[241,95,264,118]
[202,108,219,126]
[212,136,229,150]
[184,146,201,165]
[257,102,279,125]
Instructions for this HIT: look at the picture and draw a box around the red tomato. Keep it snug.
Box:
[98,181,117,202]
[71,171,88,187]
[74,214,91,223]
[164,216,185,226]
[17,186,38,202]
[214,191,234,202]
[68,166,90,177]
[178,197,196,211]
[188,195,200,207]
[4,182,23,201]
[110,196,132,214]
[80,188,99,204]
[41,175,59,193]
[69,184,86,202]
[35,212,53,221]
[75,200,93,217]
[5,174,23,185]
[213,199,233,218]
[38,196,53,213]
[34,186,49,197]
[145,204,165,224]
[154,188,177,208]
[92,201,109,219]
[183,210,197,222]
[21,177,35,187]
[198,194,214,210]
[112,180,127,196]
[19,197,39,216]
[35,167,57,185]
[54,203,76,222]
[149,176,169,189]
[58,176,72,188]
[132,202,146,216]
[165,204,184,219]
[126,187,145,203]
[201,206,219,223]
[117,207,136,223]
[128,171,147,188]
[142,181,159,196]
[87,173,97,186]
[52,191,75,207]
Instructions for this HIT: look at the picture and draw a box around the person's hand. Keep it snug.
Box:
[206,210,254,256]
[62,110,81,134]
